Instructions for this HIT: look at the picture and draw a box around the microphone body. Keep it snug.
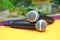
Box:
[9,21,36,29]
[38,14,55,24]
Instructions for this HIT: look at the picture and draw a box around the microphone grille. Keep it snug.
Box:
[35,20,47,31]
[26,10,39,22]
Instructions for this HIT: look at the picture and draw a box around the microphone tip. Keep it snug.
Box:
[35,20,47,32]
[26,10,39,22]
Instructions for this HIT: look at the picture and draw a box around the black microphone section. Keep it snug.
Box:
[9,21,36,29]
[39,14,55,24]
[10,21,35,26]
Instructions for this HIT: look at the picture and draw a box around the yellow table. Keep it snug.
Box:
[0,20,60,40]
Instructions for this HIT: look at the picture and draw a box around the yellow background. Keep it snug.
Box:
[0,20,60,40]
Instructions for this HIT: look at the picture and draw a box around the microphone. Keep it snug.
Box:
[26,10,55,24]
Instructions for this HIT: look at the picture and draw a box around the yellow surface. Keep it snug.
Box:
[0,20,60,40]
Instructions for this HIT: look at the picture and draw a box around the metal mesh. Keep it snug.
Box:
[26,11,39,22]
[41,20,47,30]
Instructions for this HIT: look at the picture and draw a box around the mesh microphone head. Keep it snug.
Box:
[35,20,47,31]
[26,10,39,22]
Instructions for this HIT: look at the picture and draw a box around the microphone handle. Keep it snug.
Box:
[4,21,36,29]
[9,21,35,26]
[39,14,55,24]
